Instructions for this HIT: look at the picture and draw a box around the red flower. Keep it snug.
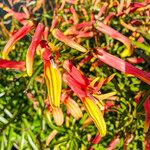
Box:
[26,23,44,76]
[52,29,87,52]
[2,22,33,59]
[95,22,132,57]
[0,59,25,70]
[96,48,150,85]
[63,60,106,136]
[144,96,150,133]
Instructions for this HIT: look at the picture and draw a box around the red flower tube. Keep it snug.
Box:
[96,48,150,85]
[2,22,33,59]
[95,21,132,57]
[144,96,150,133]
[0,59,25,70]
[52,29,87,52]
[26,23,44,76]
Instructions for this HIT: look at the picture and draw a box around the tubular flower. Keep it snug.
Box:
[2,22,33,59]
[65,0,78,4]
[64,21,94,35]
[63,60,106,136]
[52,29,87,52]
[0,59,25,70]
[46,130,58,146]
[88,133,102,150]
[96,48,150,85]
[40,42,62,108]
[70,6,79,24]
[127,57,144,64]
[145,132,150,150]
[0,3,29,24]
[64,97,83,120]
[52,107,64,126]
[26,23,45,76]
[106,135,120,150]
[50,12,59,32]
[32,0,45,13]
[144,96,150,133]
[95,21,133,57]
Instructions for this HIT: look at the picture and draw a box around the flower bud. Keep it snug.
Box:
[64,97,83,120]
[52,107,64,126]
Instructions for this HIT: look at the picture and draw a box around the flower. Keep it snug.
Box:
[144,96,150,133]
[145,132,150,150]
[106,135,120,150]
[0,59,25,70]
[40,41,62,108]
[127,57,144,64]
[70,6,79,24]
[0,3,29,24]
[2,22,33,59]
[63,60,106,136]
[88,133,102,150]
[52,29,87,52]
[64,96,83,120]
[95,21,133,57]
[46,130,58,146]
[52,107,64,126]
[26,23,44,76]
[96,48,150,85]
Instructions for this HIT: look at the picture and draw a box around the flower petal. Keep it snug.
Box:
[144,96,150,133]
[127,57,144,64]
[46,130,58,146]
[63,73,87,99]
[70,6,79,24]
[83,97,106,136]
[63,60,89,86]
[93,92,117,101]
[44,60,62,108]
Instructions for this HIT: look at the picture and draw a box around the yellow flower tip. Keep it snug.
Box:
[48,42,58,52]
[83,97,106,136]
[26,56,33,76]
[120,48,133,58]
[52,107,64,126]
[2,52,7,60]
[51,29,56,36]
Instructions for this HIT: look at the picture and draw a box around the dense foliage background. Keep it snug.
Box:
[0,0,150,149]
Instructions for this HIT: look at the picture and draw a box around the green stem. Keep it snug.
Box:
[131,40,150,53]
[24,64,43,93]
